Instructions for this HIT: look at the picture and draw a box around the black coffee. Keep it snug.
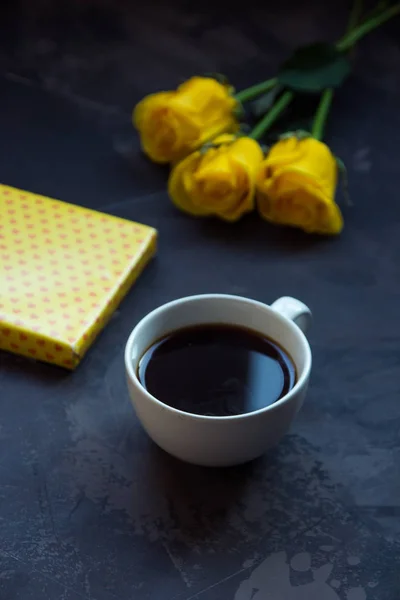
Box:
[137,324,296,417]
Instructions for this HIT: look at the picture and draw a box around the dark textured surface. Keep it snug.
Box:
[1,1,400,598]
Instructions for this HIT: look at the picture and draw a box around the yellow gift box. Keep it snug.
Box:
[0,184,157,369]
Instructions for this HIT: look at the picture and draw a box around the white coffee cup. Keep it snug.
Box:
[125,294,312,467]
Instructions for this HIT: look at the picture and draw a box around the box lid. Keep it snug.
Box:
[0,184,157,368]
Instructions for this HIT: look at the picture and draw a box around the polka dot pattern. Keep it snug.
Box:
[0,184,157,368]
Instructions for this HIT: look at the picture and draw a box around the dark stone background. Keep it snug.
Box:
[0,1,399,598]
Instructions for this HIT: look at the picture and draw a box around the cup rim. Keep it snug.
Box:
[124,294,312,422]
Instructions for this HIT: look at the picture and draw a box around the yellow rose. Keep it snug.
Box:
[168,135,263,222]
[133,77,238,164]
[256,136,343,235]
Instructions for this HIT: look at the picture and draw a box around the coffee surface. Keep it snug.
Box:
[137,324,296,417]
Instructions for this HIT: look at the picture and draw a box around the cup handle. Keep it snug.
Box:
[270,296,312,334]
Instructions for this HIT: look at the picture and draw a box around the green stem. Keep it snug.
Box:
[346,0,364,60]
[346,0,364,33]
[235,78,277,103]
[364,0,389,21]
[312,88,334,140]
[249,91,293,140]
[337,2,400,51]
[310,0,364,142]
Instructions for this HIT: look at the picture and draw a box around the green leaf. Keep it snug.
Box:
[278,43,351,93]
[251,85,282,118]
